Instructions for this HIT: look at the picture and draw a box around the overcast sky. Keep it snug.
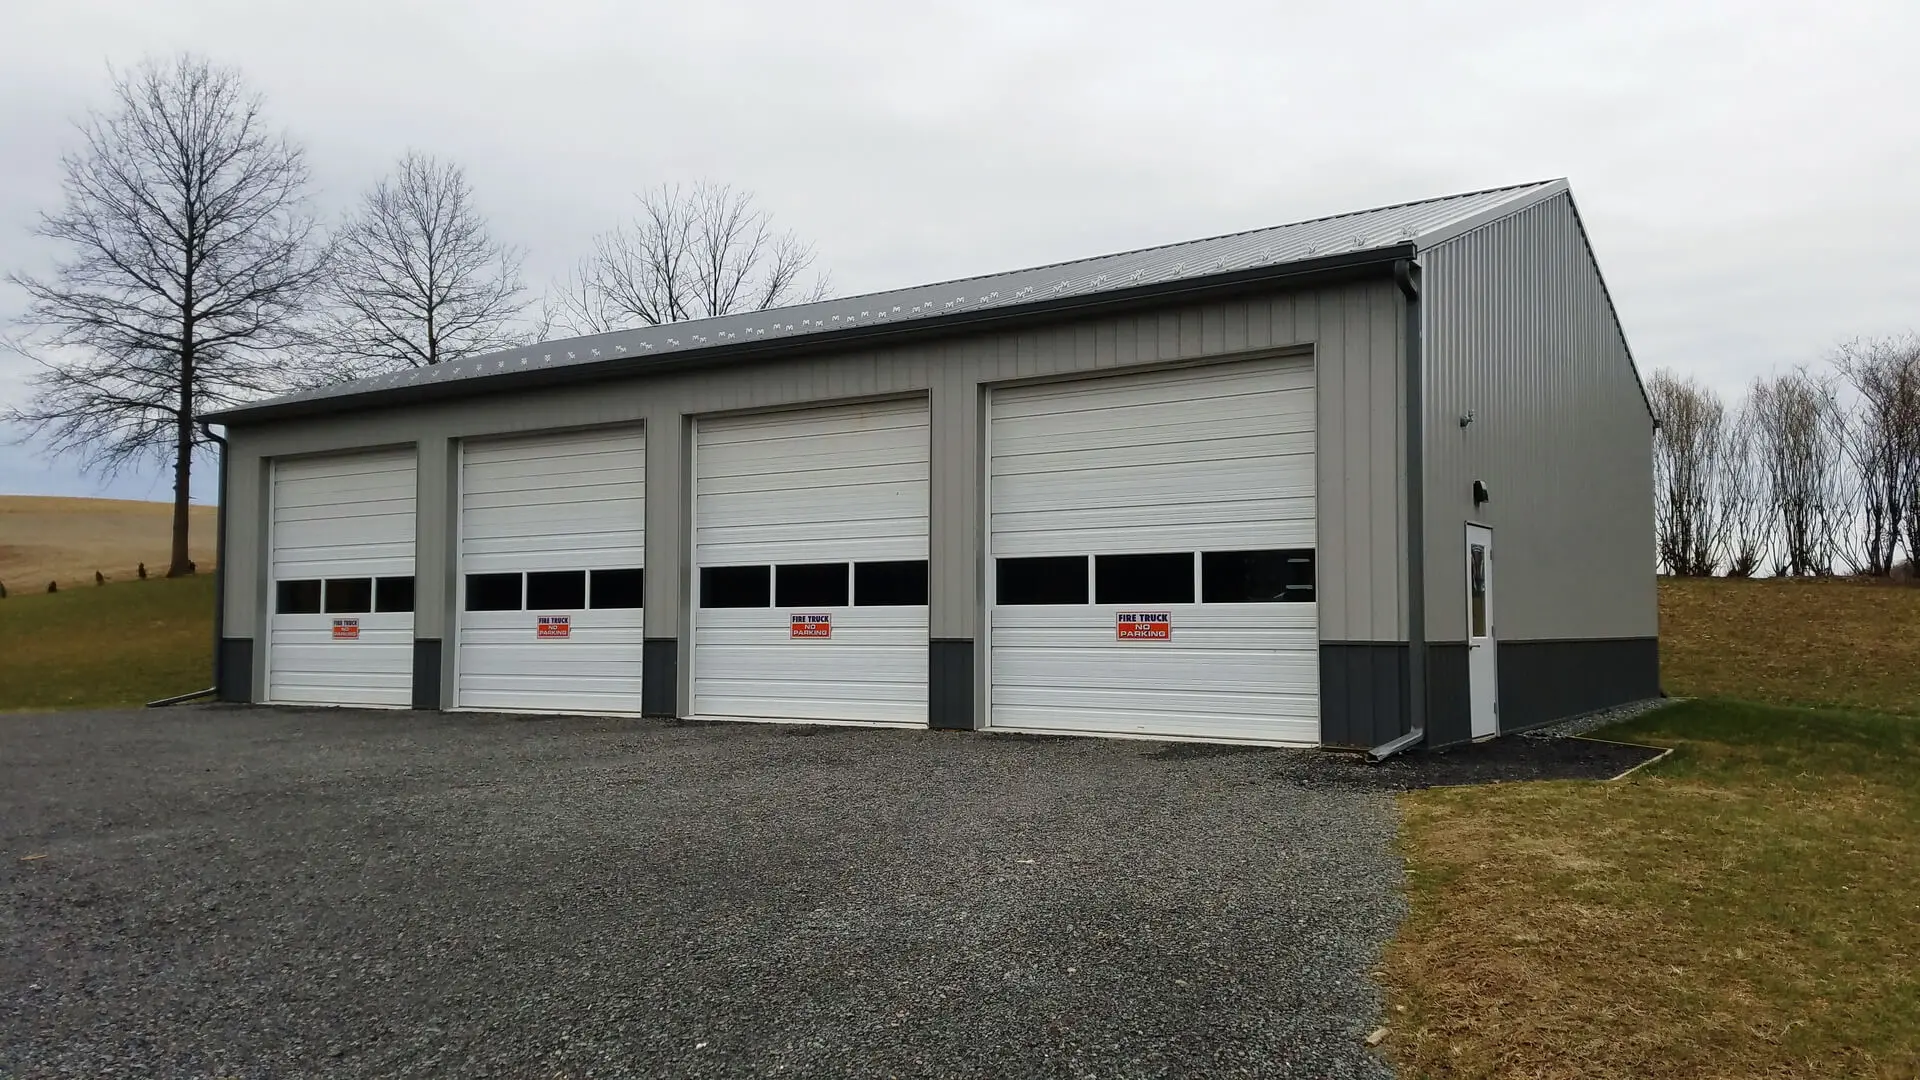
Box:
[3,0,1917,502]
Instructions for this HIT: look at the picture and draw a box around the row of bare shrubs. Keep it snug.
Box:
[1652,335,1920,578]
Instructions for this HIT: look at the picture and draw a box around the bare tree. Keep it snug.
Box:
[1717,393,1773,577]
[554,181,827,335]
[1833,336,1920,576]
[311,152,531,376]
[1649,370,1728,576]
[4,55,326,577]
[1749,370,1850,576]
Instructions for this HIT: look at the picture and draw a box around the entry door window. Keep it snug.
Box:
[1469,544,1489,639]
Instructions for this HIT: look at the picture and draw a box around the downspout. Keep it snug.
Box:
[202,420,230,698]
[1369,258,1427,762]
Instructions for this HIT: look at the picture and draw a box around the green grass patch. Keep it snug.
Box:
[0,575,214,711]
[1383,699,1920,1079]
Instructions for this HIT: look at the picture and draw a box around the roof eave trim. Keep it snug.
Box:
[206,244,1416,425]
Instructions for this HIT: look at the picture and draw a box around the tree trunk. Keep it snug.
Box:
[167,343,195,577]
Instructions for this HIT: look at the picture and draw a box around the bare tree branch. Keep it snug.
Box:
[1749,369,1849,577]
[1718,394,1773,578]
[1834,335,1920,576]
[550,181,829,335]
[1649,370,1730,576]
[3,54,326,576]
[309,152,532,377]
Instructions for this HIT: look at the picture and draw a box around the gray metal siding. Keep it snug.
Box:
[1319,642,1410,749]
[1496,638,1660,732]
[220,279,1410,718]
[1421,193,1656,644]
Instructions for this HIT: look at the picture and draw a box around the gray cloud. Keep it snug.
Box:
[4,0,1918,497]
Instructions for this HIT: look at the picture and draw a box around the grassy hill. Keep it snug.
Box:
[0,495,216,593]
[1388,577,1920,1079]
[1659,576,1920,714]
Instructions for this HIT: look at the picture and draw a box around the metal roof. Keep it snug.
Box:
[211,178,1567,422]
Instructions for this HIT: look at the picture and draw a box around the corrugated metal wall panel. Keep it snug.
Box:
[1421,193,1656,643]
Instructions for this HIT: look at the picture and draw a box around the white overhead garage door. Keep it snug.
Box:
[987,358,1319,744]
[692,398,929,725]
[456,425,646,714]
[267,448,417,707]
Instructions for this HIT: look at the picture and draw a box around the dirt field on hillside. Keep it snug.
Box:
[0,496,216,592]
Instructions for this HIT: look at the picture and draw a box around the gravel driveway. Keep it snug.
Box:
[2,706,1404,1079]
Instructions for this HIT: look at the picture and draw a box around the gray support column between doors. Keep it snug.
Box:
[928,361,982,643]
[929,639,974,730]
[928,365,984,729]
[643,639,678,717]
[413,436,458,711]
[411,640,443,710]
[218,639,254,702]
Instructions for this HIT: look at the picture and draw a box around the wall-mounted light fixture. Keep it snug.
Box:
[1472,479,1491,506]
[1460,410,1476,428]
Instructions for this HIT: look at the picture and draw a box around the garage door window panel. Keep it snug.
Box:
[776,563,850,607]
[854,560,928,606]
[324,578,373,614]
[1094,553,1195,605]
[466,572,523,611]
[590,568,644,609]
[276,579,322,614]
[527,570,587,610]
[702,565,771,608]
[1202,549,1315,603]
[997,555,1089,605]
[374,576,415,613]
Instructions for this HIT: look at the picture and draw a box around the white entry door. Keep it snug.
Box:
[691,398,929,725]
[987,357,1319,744]
[1466,523,1498,738]
[266,448,417,707]
[456,426,646,714]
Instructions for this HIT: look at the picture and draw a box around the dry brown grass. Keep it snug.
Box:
[1660,576,1920,716]
[0,495,215,592]
[1382,705,1920,1079]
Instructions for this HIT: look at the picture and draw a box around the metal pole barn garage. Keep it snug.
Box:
[208,180,1659,754]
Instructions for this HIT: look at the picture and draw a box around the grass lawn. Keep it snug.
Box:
[1383,578,1920,1078]
[0,574,215,711]
[1660,576,1920,715]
